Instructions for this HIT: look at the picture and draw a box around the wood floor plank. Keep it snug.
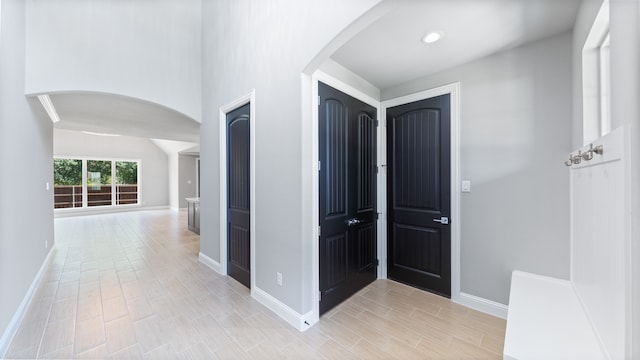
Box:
[6,210,506,359]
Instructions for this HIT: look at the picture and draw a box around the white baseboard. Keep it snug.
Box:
[198,252,222,274]
[54,205,170,218]
[197,253,316,331]
[455,292,509,319]
[251,286,315,332]
[0,245,56,358]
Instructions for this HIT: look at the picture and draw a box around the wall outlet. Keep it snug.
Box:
[45,239,48,249]
[276,272,283,286]
[46,182,50,190]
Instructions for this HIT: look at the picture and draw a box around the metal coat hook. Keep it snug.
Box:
[564,143,604,167]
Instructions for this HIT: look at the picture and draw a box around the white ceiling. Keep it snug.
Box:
[331,0,580,90]
[50,93,200,142]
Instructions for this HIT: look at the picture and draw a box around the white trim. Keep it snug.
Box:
[457,292,508,319]
[310,70,381,327]
[54,205,168,218]
[37,94,61,123]
[252,286,314,332]
[198,252,222,274]
[581,0,610,145]
[0,245,56,358]
[218,90,256,293]
[381,82,462,303]
[195,157,201,198]
[309,76,462,326]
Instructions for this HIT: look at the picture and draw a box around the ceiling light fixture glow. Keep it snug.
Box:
[37,94,61,123]
[81,131,121,137]
[421,31,443,44]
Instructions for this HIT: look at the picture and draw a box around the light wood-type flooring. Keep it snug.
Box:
[5,210,505,359]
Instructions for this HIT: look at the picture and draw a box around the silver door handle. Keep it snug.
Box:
[433,217,449,225]
[345,218,361,226]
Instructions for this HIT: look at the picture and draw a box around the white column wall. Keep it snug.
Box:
[200,0,382,315]
[0,0,54,353]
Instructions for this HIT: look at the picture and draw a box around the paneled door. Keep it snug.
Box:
[386,94,451,297]
[318,82,378,314]
[227,103,250,288]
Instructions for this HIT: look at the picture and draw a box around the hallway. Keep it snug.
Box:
[6,210,504,359]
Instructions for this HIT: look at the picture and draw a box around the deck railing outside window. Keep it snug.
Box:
[54,184,138,208]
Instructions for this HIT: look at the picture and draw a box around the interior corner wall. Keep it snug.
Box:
[178,154,198,208]
[53,129,169,208]
[0,0,54,351]
[318,59,381,101]
[608,0,640,356]
[200,0,382,315]
[382,32,573,305]
[168,153,179,210]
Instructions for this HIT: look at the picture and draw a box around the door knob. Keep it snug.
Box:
[432,217,449,225]
[345,218,361,226]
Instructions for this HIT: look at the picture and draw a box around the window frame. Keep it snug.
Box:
[582,0,610,144]
[53,156,141,211]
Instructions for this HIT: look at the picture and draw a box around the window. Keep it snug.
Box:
[53,158,140,209]
[53,158,83,208]
[87,160,112,206]
[582,0,610,144]
[116,161,138,205]
[599,33,610,136]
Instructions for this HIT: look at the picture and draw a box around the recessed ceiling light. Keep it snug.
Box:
[421,31,443,44]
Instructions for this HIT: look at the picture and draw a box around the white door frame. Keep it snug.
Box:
[310,76,461,324]
[219,90,256,291]
[380,83,462,302]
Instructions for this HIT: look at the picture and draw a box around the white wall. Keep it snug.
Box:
[24,0,202,121]
[0,0,54,353]
[201,0,382,315]
[382,32,573,305]
[573,1,640,355]
[178,154,198,208]
[53,129,169,208]
[168,154,179,210]
[609,0,640,356]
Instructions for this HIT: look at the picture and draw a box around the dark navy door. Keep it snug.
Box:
[319,82,378,314]
[227,103,250,288]
[386,94,451,297]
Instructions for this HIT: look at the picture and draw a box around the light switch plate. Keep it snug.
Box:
[461,180,471,193]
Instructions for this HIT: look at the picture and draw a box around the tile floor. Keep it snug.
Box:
[6,210,505,359]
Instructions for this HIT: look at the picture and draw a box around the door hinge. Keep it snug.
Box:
[318,95,321,106]
[318,291,322,301]
[376,119,379,127]
[318,226,321,236]
[318,161,321,172]
[375,259,379,266]
[375,212,379,220]
[375,166,379,174]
